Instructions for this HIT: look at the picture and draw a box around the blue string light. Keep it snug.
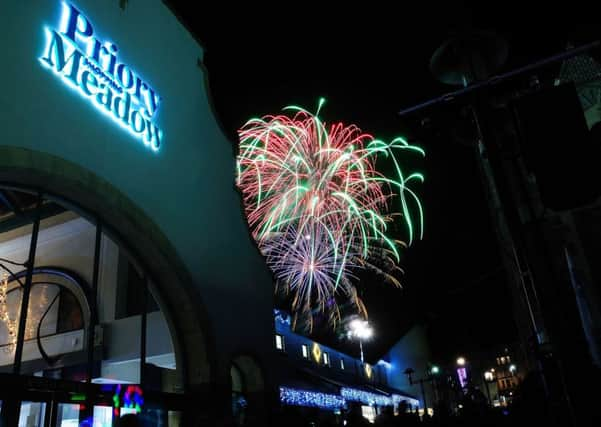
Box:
[279,387,346,410]
[279,386,419,411]
[392,394,420,408]
[341,387,391,406]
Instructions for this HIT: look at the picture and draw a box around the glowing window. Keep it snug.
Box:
[275,334,284,351]
[301,344,309,359]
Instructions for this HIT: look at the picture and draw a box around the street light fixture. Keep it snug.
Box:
[483,370,495,406]
[456,357,466,366]
[347,319,373,363]
[404,367,433,415]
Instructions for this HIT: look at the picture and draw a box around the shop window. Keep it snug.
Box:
[361,405,376,423]
[116,257,159,319]
[0,187,180,392]
[18,401,46,427]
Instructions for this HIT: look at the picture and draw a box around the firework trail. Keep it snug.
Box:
[237,100,424,329]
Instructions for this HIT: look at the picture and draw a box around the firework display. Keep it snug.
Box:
[237,101,424,328]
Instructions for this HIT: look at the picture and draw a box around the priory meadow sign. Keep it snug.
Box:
[41,2,163,152]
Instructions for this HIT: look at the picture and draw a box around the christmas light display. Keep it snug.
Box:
[0,274,17,352]
[279,387,346,410]
[237,101,424,327]
[279,386,418,411]
[0,275,48,353]
[341,387,391,406]
[340,387,418,408]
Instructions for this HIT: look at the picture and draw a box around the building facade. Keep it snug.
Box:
[273,311,428,423]
[0,0,275,425]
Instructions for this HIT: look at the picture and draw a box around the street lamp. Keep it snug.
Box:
[347,319,373,363]
[404,365,440,416]
[483,370,495,406]
[456,357,466,366]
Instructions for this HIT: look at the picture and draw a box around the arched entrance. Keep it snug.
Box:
[230,354,266,426]
[0,146,215,425]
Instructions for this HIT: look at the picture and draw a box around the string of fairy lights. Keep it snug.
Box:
[0,274,18,352]
[0,273,49,355]
[279,386,419,410]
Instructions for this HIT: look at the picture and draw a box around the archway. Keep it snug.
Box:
[0,146,215,391]
[230,354,266,425]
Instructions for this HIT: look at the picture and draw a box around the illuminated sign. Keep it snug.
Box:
[312,342,322,363]
[364,363,373,379]
[457,367,468,388]
[40,2,162,152]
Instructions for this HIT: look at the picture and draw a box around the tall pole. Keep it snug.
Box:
[420,380,428,416]
[359,339,364,363]
[485,381,492,406]
[13,194,42,374]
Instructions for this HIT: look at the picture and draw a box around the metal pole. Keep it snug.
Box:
[140,277,148,386]
[13,194,42,374]
[420,379,428,416]
[485,381,492,406]
[86,222,102,382]
[359,340,364,363]
[432,376,439,405]
[398,40,601,116]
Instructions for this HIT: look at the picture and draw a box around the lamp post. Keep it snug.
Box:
[483,370,494,406]
[347,319,373,363]
[404,365,440,416]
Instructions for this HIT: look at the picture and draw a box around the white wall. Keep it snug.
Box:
[385,324,433,410]
[0,0,275,389]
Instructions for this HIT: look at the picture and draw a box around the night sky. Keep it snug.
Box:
[167,1,598,362]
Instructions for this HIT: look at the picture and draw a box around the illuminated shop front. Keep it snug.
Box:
[0,1,275,426]
[273,311,421,422]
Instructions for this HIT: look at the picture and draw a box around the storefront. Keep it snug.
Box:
[0,1,275,425]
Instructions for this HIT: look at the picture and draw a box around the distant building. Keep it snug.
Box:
[491,347,522,403]
[273,310,434,422]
